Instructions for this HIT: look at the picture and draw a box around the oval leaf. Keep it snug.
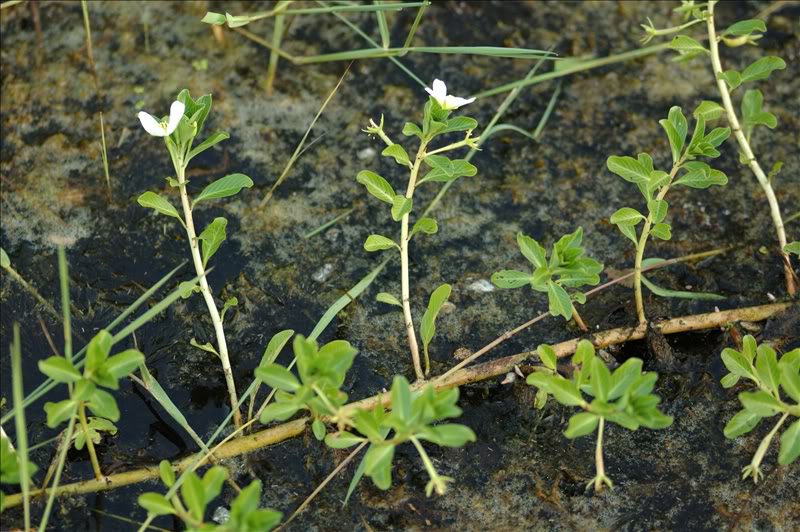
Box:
[192,173,253,207]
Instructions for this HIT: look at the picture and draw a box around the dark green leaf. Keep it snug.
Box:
[740,56,786,83]
[192,173,254,207]
[137,192,183,223]
[187,131,229,161]
[421,284,452,358]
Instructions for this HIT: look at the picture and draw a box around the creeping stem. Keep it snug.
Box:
[401,142,429,381]
[706,1,795,296]
[173,150,243,432]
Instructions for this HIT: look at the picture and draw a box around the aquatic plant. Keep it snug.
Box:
[526,340,673,491]
[642,0,795,296]
[138,463,281,531]
[607,102,730,324]
[358,78,479,379]
[491,228,603,331]
[719,335,799,482]
[137,89,252,431]
[257,336,475,496]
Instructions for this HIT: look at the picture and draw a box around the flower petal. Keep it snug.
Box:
[138,111,166,137]
[444,95,475,110]
[165,100,185,136]
[431,79,447,100]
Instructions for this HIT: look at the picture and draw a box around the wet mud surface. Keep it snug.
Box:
[1,1,799,530]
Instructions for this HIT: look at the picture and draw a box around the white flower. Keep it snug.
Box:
[138,100,185,137]
[425,79,475,110]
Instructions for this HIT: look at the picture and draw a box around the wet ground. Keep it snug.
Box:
[1,1,799,530]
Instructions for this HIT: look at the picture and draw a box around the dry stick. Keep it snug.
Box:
[5,301,791,508]
[706,0,795,296]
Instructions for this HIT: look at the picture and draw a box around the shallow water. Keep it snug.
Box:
[1,1,799,530]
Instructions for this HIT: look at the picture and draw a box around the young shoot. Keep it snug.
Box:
[137,89,253,431]
[491,228,603,332]
[138,462,281,531]
[358,79,479,380]
[527,340,673,492]
[256,337,476,497]
[643,1,795,295]
[719,335,799,482]
[38,330,144,480]
[607,102,730,325]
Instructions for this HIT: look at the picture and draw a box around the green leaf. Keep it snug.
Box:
[177,90,212,137]
[390,195,413,222]
[617,223,639,245]
[669,35,708,56]
[137,192,183,224]
[778,419,800,465]
[780,363,800,402]
[221,296,238,323]
[38,357,81,384]
[390,375,412,422]
[418,424,476,447]
[192,173,254,207]
[325,431,366,449]
[538,344,557,371]
[159,460,175,488]
[609,358,643,400]
[722,19,766,36]
[421,284,452,362]
[693,100,724,121]
[418,159,477,184]
[364,234,399,252]
[675,167,728,188]
[564,412,599,438]
[723,410,762,438]
[784,242,800,256]
[364,443,394,477]
[382,144,410,167]
[259,402,300,424]
[187,131,229,161]
[312,419,326,440]
[138,493,176,516]
[721,347,756,380]
[102,349,144,379]
[182,472,206,521]
[720,70,742,91]
[73,379,96,402]
[356,170,396,205]
[491,270,532,289]
[44,399,76,428]
[259,329,294,368]
[87,389,120,421]
[739,390,782,416]
[755,344,781,394]
[198,217,227,268]
[646,200,668,223]
[660,106,687,164]
[441,116,478,134]
[86,330,112,372]
[0,248,10,268]
[178,281,199,299]
[201,466,227,504]
[607,156,649,185]
[741,89,777,133]
[410,217,438,238]
[402,122,423,138]
[703,127,731,147]
[376,292,402,307]
[254,364,300,392]
[516,233,547,268]
[546,280,573,320]
[720,373,740,389]
[740,56,786,83]
[649,223,672,241]
[591,357,612,401]
[549,378,584,407]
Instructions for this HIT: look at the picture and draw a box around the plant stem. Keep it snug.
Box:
[174,160,242,432]
[706,0,795,296]
[633,160,683,325]
[572,307,589,332]
[77,401,103,481]
[410,435,446,495]
[593,417,611,492]
[402,143,428,381]
[746,411,788,482]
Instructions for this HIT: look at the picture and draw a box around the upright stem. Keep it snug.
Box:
[77,401,103,481]
[401,142,428,381]
[410,435,447,495]
[747,411,789,482]
[706,1,795,296]
[594,418,606,491]
[175,160,243,432]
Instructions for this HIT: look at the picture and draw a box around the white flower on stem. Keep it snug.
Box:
[138,100,185,137]
[425,79,475,110]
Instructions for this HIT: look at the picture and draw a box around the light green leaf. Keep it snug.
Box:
[0,248,9,268]
[324,431,366,449]
[364,234,399,252]
[254,364,300,392]
[721,347,756,380]
[312,419,326,441]
[259,329,294,368]
[537,344,557,371]
[617,223,639,245]
[641,275,725,301]
[159,460,176,487]
[441,116,478,134]
[103,349,144,379]
[87,389,120,421]
[418,159,477,184]
[669,35,708,56]
[693,100,724,121]
[549,378,585,407]
[356,170,396,205]
[607,156,649,185]
[740,56,786,83]
[784,242,800,256]
[546,281,573,320]
[178,281,199,299]
[720,70,742,91]
[190,338,218,357]
[402,122,423,138]
[724,410,761,438]
[418,424,476,447]
[364,443,395,476]
[647,200,668,223]
[187,131,229,161]
[660,106,687,164]
[779,362,800,402]
[220,296,238,323]
[722,19,766,37]
[649,223,672,241]
[38,357,82,384]
[704,127,731,147]
[181,473,205,521]
[137,192,183,224]
[44,399,77,428]
[739,390,782,416]
[376,292,402,307]
[755,344,781,394]
[609,358,643,400]
[192,173,254,207]
[591,357,611,401]
[564,412,598,439]
[382,144,410,167]
[516,233,547,268]
[421,284,452,363]
[138,493,176,516]
[779,419,800,465]
[720,373,740,389]
[491,270,532,289]
[410,217,438,239]
[197,217,227,268]
[391,195,413,222]
[259,402,300,424]
[675,167,728,188]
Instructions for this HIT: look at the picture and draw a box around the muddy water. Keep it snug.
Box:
[1,1,799,530]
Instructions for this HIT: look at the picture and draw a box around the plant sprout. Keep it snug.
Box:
[358,78,479,379]
[137,90,252,431]
[607,102,729,324]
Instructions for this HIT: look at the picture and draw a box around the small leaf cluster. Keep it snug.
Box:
[326,376,476,497]
[1,434,38,512]
[607,104,730,248]
[138,461,281,531]
[719,336,799,481]
[256,335,357,439]
[527,340,672,490]
[39,330,144,428]
[492,228,602,321]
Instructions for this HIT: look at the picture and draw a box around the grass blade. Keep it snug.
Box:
[641,275,725,300]
[376,0,390,49]
[401,2,428,50]
[11,324,32,530]
[304,207,354,239]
